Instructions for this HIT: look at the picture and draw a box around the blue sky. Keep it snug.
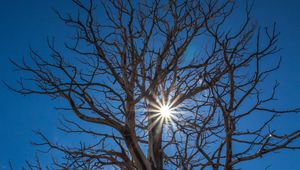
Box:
[0,0,300,169]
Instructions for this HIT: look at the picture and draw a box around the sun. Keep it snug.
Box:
[160,105,171,118]
[146,95,181,132]
[145,90,183,132]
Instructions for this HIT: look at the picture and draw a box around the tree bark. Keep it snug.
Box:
[148,94,163,170]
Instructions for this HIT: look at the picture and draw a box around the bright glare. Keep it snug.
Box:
[160,105,171,118]
[146,94,181,131]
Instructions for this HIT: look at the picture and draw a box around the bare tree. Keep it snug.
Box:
[8,0,300,169]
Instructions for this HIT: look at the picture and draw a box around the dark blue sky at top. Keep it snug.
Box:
[0,0,300,169]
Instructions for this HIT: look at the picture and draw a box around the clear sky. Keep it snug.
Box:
[0,0,300,169]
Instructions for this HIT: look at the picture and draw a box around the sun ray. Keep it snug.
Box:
[148,113,161,120]
[148,115,163,131]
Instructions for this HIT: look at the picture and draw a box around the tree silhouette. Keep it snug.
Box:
[9,0,300,169]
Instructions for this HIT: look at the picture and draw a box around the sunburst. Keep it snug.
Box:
[160,105,171,118]
[147,94,180,131]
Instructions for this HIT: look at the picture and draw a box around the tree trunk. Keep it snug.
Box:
[123,127,152,170]
[148,95,164,170]
[149,120,163,169]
